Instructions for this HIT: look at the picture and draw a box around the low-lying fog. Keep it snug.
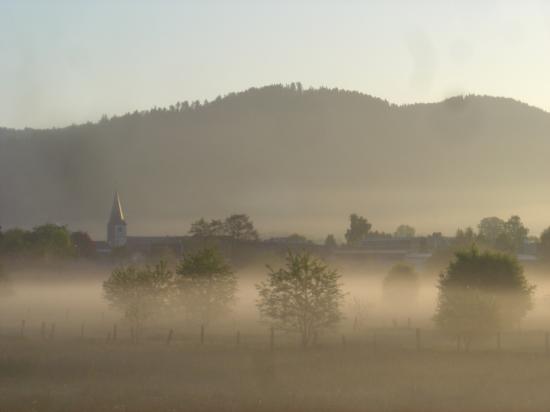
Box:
[2,264,549,340]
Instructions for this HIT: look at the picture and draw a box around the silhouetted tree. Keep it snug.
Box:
[539,226,550,261]
[324,234,337,248]
[504,215,529,253]
[434,247,534,346]
[103,261,173,336]
[394,225,416,238]
[189,218,226,237]
[71,231,96,258]
[175,248,237,326]
[224,214,259,241]
[478,217,506,245]
[345,214,372,246]
[383,263,419,305]
[256,252,344,348]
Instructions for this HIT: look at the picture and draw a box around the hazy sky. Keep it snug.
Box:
[2,0,550,129]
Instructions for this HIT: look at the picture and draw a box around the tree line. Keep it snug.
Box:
[0,224,95,260]
[102,245,534,349]
[103,249,343,347]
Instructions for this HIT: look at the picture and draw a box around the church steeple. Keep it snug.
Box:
[107,191,127,248]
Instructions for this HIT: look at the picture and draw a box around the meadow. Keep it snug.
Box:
[2,266,550,411]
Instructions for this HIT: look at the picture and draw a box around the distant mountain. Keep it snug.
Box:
[1,84,550,239]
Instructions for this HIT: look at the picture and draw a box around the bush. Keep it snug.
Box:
[434,247,534,345]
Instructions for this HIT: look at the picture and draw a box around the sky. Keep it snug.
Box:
[1,0,550,129]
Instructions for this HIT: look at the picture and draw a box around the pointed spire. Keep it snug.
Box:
[109,191,126,225]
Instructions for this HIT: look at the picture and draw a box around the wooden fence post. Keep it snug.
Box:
[166,329,173,346]
[112,324,118,342]
[20,320,26,338]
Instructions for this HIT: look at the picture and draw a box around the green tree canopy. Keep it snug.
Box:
[103,261,173,336]
[175,248,237,326]
[30,224,74,259]
[434,247,534,345]
[256,252,344,347]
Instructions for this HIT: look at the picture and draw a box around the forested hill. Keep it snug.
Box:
[1,84,550,239]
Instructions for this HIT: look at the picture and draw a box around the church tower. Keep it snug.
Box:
[107,191,127,248]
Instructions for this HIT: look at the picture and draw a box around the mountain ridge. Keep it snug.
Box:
[1,84,550,239]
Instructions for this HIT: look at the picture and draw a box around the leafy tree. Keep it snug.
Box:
[189,218,226,237]
[71,231,96,258]
[103,261,173,336]
[434,247,534,345]
[345,214,372,246]
[256,252,344,348]
[224,214,259,241]
[324,234,337,248]
[1,228,29,256]
[175,248,237,326]
[394,225,416,238]
[383,263,419,304]
[30,224,74,258]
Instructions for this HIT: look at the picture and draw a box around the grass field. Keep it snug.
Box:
[3,336,550,412]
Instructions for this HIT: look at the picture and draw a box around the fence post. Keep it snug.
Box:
[166,329,173,346]
[200,324,205,345]
[270,326,274,352]
[236,330,241,346]
[407,317,411,329]
[112,324,118,342]
[49,323,56,340]
[415,328,421,351]
[20,320,26,338]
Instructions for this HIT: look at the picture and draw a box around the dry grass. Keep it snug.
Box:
[2,338,550,412]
